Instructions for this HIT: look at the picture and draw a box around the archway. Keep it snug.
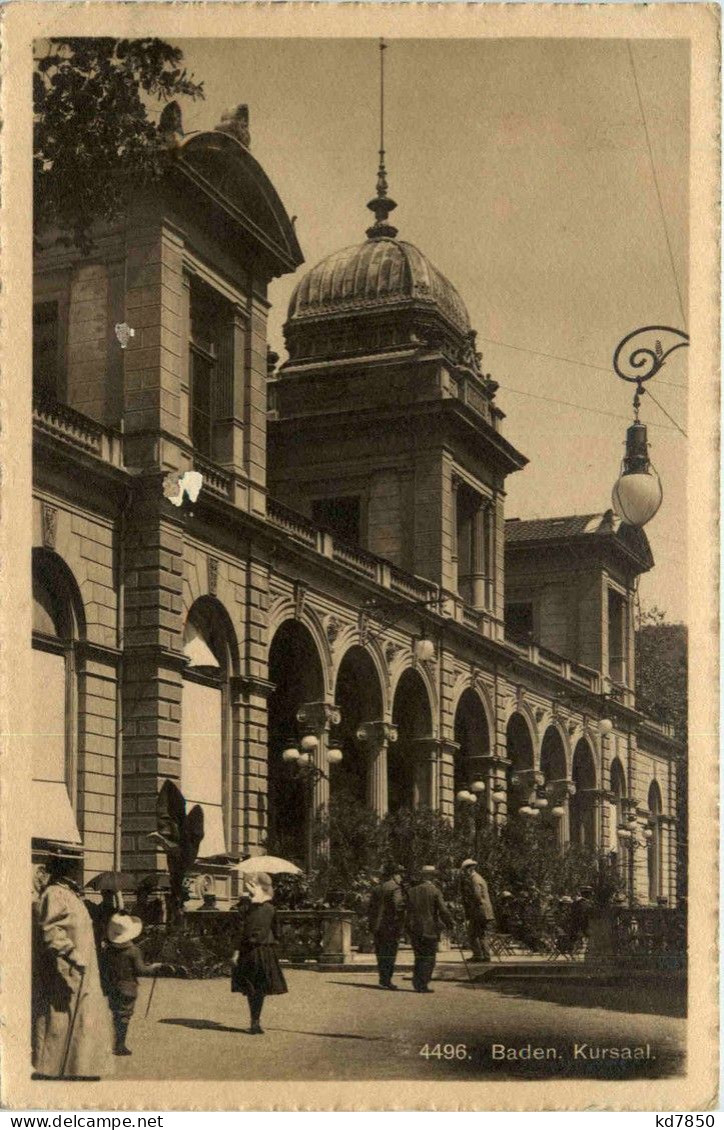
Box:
[390,668,433,811]
[31,548,85,854]
[609,757,627,866]
[540,725,568,846]
[267,620,325,863]
[181,597,238,860]
[570,738,598,848]
[648,780,663,902]
[333,646,384,806]
[453,689,490,826]
[505,711,535,817]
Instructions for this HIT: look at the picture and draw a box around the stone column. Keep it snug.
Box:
[179,269,192,443]
[471,501,488,611]
[214,303,247,476]
[450,474,460,596]
[296,701,340,868]
[356,721,397,817]
[411,738,441,810]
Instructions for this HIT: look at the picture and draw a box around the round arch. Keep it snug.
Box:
[184,594,240,676]
[453,688,491,787]
[31,548,86,835]
[505,711,536,819]
[540,725,568,784]
[181,597,240,860]
[333,645,385,805]
[32,547,86,641]
[570,738,598,848]
[267,619,326,863]
[390,667,434,812]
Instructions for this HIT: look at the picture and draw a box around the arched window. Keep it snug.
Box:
[609,758,628,883]
[31,550,83,847]
[648,780,663,902]
[181,599,236,860]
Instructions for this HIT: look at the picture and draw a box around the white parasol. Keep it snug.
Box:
[232,855,303,876]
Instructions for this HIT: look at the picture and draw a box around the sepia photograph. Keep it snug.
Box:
[0,1,718,1113]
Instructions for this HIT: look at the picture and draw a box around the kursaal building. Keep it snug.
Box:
[31,100,682,907]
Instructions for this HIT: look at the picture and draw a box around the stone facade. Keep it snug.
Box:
[30,113,683,908]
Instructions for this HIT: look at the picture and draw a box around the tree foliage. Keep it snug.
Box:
[34,38,204,251]
[636,606,688,739]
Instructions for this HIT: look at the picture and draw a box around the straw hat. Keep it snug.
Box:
[106,913,143,945]
[461,858,478,869]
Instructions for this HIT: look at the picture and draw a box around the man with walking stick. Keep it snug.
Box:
[32,847,113,1079]
[459,858,496,962]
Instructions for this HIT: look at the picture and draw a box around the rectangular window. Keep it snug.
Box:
[607,588,627,683]
[33,300,59,401]
[311,496,361,546]
[505,602,534,642]
[189,286,220,458]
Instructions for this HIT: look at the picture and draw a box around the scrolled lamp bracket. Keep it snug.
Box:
[612,325,689,400]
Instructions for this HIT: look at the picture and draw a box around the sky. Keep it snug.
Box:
[174,37,689,622]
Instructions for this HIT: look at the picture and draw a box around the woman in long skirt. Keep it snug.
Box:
[231,872,287,1034]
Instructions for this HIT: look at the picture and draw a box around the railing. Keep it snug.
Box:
[332,541,378,579]
[389,565,438,604]
[462,606,480,629]
[33,398,122,465]
[193,454,233,501]
[537,646,566,675]
[266,497,318,548]
[569,661,600,690]
[610,906,685,960]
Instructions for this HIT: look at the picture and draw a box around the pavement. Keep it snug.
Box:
[109,967,686,1082]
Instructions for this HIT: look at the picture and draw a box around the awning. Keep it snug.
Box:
[32,780,82,846]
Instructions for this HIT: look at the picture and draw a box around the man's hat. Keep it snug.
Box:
[381,861,403,878]
[107,913,143,946]
[461,858,478,869]
[420,865,437,875]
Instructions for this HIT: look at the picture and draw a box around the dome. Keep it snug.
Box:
[286,237,471,337]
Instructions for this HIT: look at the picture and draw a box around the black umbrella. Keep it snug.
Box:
[85,871,136,892]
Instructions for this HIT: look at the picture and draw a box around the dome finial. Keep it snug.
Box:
[366,38,398,239]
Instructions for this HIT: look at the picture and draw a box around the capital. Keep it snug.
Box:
[356,721,398,748]
[296,701,341,733]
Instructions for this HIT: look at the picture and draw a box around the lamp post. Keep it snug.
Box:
[614,800,652,904]
[610,326,689,528]
[456,778,486,856]
[282,732,344,871]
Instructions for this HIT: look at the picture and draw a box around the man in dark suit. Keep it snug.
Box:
[367,862,405,990]
[406,865,454,993]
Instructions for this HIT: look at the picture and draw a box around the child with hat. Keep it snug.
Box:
[101,912,167,1056]
[231,872,288,1034]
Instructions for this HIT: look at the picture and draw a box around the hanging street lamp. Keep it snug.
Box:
[610,326,689,527]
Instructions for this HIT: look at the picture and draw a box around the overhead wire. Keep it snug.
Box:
[477,335,687,391]
[627,41,688,330]
[498,383,682,434]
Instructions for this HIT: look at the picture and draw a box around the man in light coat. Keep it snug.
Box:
[459,858,496,962]
[32,848,114,1078]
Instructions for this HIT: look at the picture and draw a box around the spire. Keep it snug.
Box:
[366,38,398,239]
